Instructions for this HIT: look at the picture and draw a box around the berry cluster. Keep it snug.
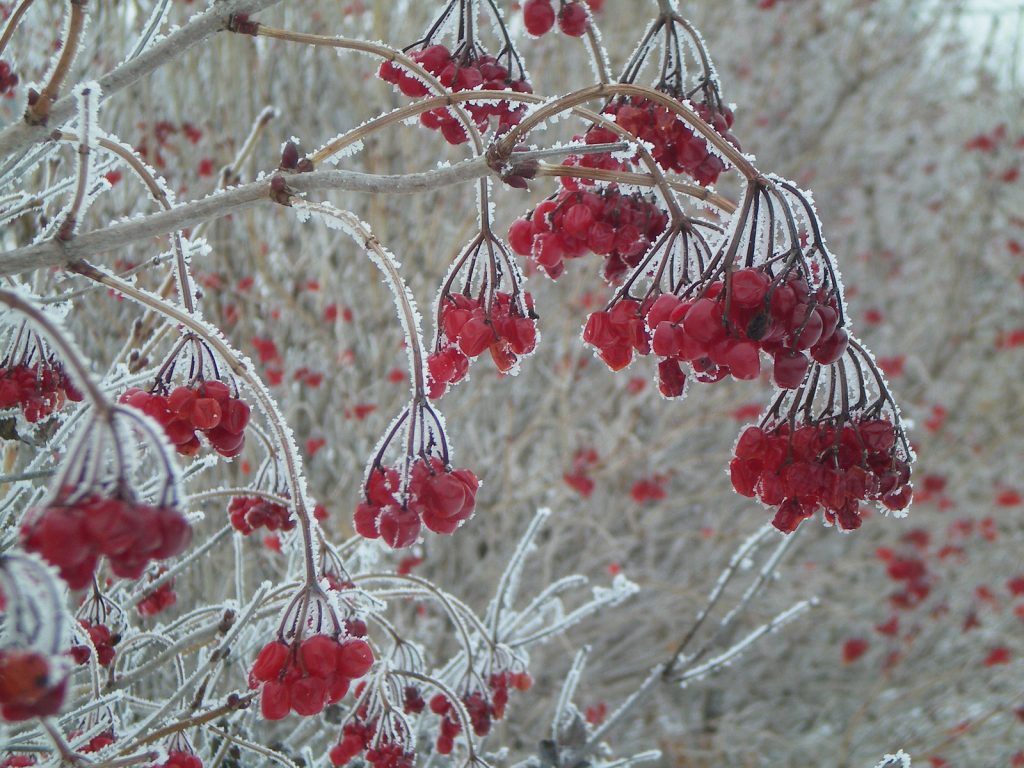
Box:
[730,418,913,533]
[644,269,848,389]
[0,361,83,422]
[582,298,650,372]
[21,494,192,589]
[0,756,36,767]
[429,671,533,754]
[427,291,537,398]
[508,185,669,282]
[603,97,739,186]
[523,0,589,37]
[0,60,17,97]
[0,650,65,721]
[878,550,931,611]
[77,731,116,754]
[158,752,203,768]
[378,45,531,145]
[354,458,479,548]
[249,635,374,720]
[137,572,177,616]
[70,621,116,667]
[120,380,250,458]
[330,708,415,768]
[228,496,295,536]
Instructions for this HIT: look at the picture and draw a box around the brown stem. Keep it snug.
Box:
[133,693,256,746]
[314,89,686,221]
[535,162,737,213]
[496,83,757,179]
[0,0,36,59]
[24,0,86,126]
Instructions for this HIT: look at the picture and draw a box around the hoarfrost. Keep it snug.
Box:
[873,751,912,768]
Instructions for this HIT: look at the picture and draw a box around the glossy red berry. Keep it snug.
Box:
[557,2,588,36]
[523,0,556,35]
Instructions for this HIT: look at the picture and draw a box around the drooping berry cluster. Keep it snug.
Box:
[0,60,17,97]
[644,268,847,388]
[427,291,537,398]
[330,700,415,768]
[21,494,192,589]
[0,360,83,422]
[136,571,177,616]
[228,496,295,535]
[730,418,913,533]
[0,756,36,767]
[158,751,203,768]
[581,298,651,373]
[0,650,66,721]
[378,44,532,145]
[120,380,250,458]
[70,621,116,667]
[523,0,590,37]
[354,457,479,549]
[249,635,374,720]
[429,671,533,754]
[602,97,739,186]
[508,184,669,283]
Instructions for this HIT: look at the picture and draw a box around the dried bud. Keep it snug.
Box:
[280,141,299,170]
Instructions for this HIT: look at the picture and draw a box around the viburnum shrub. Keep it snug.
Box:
[12,0,1018,765]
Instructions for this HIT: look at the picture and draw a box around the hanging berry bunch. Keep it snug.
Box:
[731,338,914,534]
[225,451,297,535]
[581,216,721,395]
[507,136,671,283]
[428,663,533,755]
[427,228,538,399]
[354,399,478,549]
[603,8,741,185]
[585,178,849,398]
[377,0,532,144]
[523,0,593,37]
[0,555,70,722]
[135,568,178,617]
[249,587,374,720]
[20,405,190,590]
[119,332,251,458]
[0,59,17,97]
[330,681,418,768]
[0,322,83,424]
[70,589,123,668]
[155,734,203,768]
[227,494,295,536]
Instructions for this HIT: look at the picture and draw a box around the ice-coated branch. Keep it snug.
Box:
[0,0,285,168]
[1,148,567,277]
[23,0,87,127]
[0,0,37,59]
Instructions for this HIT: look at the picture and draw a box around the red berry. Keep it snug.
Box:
[252,641,290,683]
[336,639,374,679]
[261,680,291,720]
[557,2,588,36]
[523,0,555,35]
[772,350,809,389]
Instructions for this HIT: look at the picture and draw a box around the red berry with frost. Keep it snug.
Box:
[557,2,588,36]
[524,0,556,35]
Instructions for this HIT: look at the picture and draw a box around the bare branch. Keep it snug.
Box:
[0,0,284,171]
